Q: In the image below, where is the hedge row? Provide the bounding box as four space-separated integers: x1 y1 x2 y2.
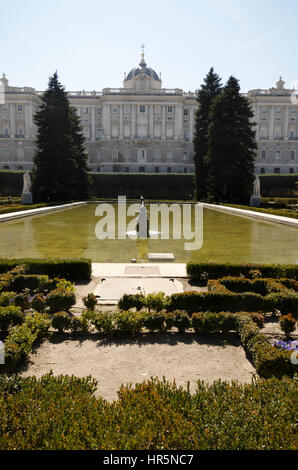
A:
0 258 91 281
0 373 296 449
187 262 298 282
1 170 297 199
2 309 296 379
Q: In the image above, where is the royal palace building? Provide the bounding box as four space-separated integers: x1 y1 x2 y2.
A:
0 52 298 175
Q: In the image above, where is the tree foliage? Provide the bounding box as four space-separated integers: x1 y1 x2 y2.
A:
32 72 90 202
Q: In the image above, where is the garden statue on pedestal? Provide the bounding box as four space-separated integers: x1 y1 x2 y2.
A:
21 171 33 205
136 195 149 238
249 175 261 207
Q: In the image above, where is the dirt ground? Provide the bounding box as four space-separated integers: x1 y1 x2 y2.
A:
20 333 256 402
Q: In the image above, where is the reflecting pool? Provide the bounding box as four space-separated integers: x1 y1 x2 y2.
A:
0 203 297 264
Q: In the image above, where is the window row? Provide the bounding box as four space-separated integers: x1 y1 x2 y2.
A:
260 150 296 160
259 167 295 174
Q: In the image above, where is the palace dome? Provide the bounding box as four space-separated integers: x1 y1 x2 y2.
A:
125 55 160 82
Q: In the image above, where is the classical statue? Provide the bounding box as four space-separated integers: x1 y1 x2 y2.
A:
250 175 261 207
22 171 31 194
253 175 261 197
21 171 33 205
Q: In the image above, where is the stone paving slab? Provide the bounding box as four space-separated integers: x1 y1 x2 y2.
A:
92 263 187 278
93 277 184 302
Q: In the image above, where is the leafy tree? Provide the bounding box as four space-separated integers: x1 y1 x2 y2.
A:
193 68 222 201
32 72 90 202
207 76 257 204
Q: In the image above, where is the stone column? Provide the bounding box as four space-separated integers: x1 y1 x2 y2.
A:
119 104 123 139
189 107 194 140
269 105 274 139
131 104 136 138
103 104 111 139
10 104 16 137
174 105 183 140
25 104 30 138
149 104 154 138
161 105 166 139
91 106 96 141
283 106 289 139
28 103 33 136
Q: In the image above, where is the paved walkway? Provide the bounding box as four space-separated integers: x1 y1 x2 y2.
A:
91 263 187 278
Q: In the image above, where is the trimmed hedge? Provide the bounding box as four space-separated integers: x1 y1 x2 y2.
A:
0 258 91 281
0 373 296 449
187 262 298 282
259 174 298 197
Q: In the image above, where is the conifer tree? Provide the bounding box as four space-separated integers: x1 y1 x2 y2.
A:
69 107 90 200
193 68 222 201
32 72 90 202
207 76 257 204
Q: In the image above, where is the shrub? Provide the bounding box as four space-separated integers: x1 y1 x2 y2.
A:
250 312 265 329
173 310 191 334
24 313 51 339
0 291 16 307
113 310 143 337
13 291 31 310
51 312 72 333
83 293 97 311
279 314 297 337
46 289 76 313
0 305 24 331
118 293 146 311
91 311 116 338
164 312 176 331
5 325 37 355
191 312 236 334
71 316 88 334
143 310 166 332
145 292 169 312
31 293 46 313
2 342 22 371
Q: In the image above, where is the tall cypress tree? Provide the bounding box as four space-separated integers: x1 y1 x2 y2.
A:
193 68 222 201
32 72 89 202
69 107 90 200
207 76 257 204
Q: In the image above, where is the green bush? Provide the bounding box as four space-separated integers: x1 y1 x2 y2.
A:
145 292 169 312
13 291 31 311
118 293 146 311
279 314 297 337
187 262 298 282
83 293 97 311
172 310 191 334
2 342 22 371
113 310 143 337
0 258 92 281
250 312 265 329
70 316 88 334
5 325 37 355
24 313 51 339
0 373 296 449
143 310 166 332
46 289 76 313
191 312 236 334
0 306 24 331
51 312 72 333
31 293 46 312
91 311 116 338
0 291 16 307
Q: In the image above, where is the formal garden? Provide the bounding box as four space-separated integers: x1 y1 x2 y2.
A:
0 258 297 449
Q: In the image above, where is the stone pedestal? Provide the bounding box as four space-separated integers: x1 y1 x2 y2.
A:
249 195 261 207
22 192 33 205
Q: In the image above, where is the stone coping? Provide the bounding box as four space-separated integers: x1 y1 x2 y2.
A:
0 201 87 223
203 203 298 228
92 263 187 278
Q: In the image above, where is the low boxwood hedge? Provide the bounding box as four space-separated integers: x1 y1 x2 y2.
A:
0 373 296 449
187 262 298 282
0 258 91 281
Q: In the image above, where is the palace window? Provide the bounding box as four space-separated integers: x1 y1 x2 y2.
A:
290 108 296 114
2 105 8 112
184 167 187 173
4 128 9 136
290 150 295 160
289 130 295 139
167 106 173 113
84 108 89 115
274 167 280 174
289 167 294 173
261 150 266 160
183 152 188 161
112 106 118 113
97 108 102 114
97 152 101 161
17 105 23 112
139 105 145 113
112 150 118 159
167 117 173 121
260 167 265 174
167 150 173 159
155 167 160 173
184 109 189 116
167 167 172 173
276 108 282 114
275 151 281 160
139 166 145 173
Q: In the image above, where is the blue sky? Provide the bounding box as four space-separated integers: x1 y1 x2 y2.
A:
2 0 298 92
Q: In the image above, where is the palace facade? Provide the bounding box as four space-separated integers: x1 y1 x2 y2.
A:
0 53 298 175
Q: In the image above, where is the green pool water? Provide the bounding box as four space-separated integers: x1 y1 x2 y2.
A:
0 203 297 264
